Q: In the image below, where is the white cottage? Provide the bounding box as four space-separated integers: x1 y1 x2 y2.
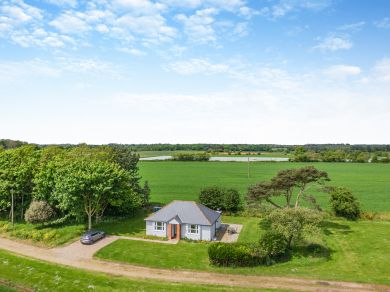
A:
144 200 222 241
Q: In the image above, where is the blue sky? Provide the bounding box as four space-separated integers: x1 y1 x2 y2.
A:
0 0 389 144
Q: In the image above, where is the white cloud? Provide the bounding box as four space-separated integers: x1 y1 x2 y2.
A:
264 0 332 18
167 58 230 75
160 0 244 11
118 47 146 56
233 22 248 37
44 0 78 8
338 21 365 32
115 14 176 43
50 12 90 34
374 17 390 29
176 8 218 44
324 65 362 79
373 58 390 81
112 0 167 15
314 36 353 52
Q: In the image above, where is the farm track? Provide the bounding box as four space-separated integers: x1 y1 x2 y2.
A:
0 236 389 292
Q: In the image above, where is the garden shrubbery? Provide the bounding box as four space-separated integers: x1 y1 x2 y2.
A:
199 186 241 212
328 187 360 220
208 236 288 267
25 200 55 224
208 242 265 267
258 230 287 257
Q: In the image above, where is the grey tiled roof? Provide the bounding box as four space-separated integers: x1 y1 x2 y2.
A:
145 200 221 226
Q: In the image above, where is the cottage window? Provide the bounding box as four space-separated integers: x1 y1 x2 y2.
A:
188 224 199 234
154 221 164 231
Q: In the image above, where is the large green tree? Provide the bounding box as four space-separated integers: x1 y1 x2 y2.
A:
247 166 329 209
0 145 39 221
264 208 323 249
52 158 138 230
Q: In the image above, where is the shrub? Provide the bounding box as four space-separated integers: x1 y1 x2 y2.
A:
199 186 224 210
328 187 360 220
25 201 55 224
172 153 210 161
259 230 287 257
265 208 323 249
199 186 241 212
224 189 241 212
208 242 263 267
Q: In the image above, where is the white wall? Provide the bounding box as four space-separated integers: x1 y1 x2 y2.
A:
145 221 167 238
180 224 214 241
202 225 212 241
182 224 203 240
216 216 222 229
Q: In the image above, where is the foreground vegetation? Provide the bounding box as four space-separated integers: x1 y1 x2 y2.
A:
96 219 390 285
0 250 262 292
0 219 84 247
139 161 390 212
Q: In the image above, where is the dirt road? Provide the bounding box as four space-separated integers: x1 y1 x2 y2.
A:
0 236 388 292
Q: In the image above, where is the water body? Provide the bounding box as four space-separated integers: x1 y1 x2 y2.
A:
140 156 289 162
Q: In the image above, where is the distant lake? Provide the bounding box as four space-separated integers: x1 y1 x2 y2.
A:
140 156 289 162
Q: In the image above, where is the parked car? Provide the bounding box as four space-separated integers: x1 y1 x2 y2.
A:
80 230 105 245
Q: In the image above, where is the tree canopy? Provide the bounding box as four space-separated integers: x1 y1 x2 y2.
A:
247 166 329 209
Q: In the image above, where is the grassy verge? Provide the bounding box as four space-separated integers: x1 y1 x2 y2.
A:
0 220 84 247
139 161 390 212
95 219 390 285
0 249 268 292
95 211 147 238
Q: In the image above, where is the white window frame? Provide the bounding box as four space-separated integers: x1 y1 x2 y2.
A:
187 224 199 234
154 221 165 231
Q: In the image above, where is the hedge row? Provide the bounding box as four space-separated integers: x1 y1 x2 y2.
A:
208 231 288 267
172 153 210 161
208 242 265 267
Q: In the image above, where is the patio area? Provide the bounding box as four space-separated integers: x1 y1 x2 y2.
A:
216 224 243 243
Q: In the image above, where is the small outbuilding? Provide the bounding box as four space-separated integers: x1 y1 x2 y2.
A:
144 200 222 241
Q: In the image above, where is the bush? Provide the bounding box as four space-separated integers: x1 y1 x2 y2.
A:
199 186 241 212
259 230 287 257
208 242 263 267
224 189 241 212
199 186 224 210
329 187 360 220
25 201 55 224
172 153 210 161
265 208 323 249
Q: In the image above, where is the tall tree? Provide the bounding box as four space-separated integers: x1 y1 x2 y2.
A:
52 158 136 230
293 166 329 208
247 166 329 209
0 145 39 220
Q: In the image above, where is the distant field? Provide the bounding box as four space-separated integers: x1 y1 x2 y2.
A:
139 161 390 212
136 150 290 158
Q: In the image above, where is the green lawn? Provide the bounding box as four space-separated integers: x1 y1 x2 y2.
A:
0 285 15 292
95 219 390 285
95 211 147 238
0 249 271 292
139 161 390 212
0 220 85 247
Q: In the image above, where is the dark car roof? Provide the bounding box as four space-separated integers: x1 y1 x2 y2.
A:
83 230 102 235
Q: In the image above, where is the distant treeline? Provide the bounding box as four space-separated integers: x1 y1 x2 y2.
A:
2 139 390 155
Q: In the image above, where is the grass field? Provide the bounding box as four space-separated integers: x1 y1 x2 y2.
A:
139 161 390 212
95 219 390 285
0 250 268 292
